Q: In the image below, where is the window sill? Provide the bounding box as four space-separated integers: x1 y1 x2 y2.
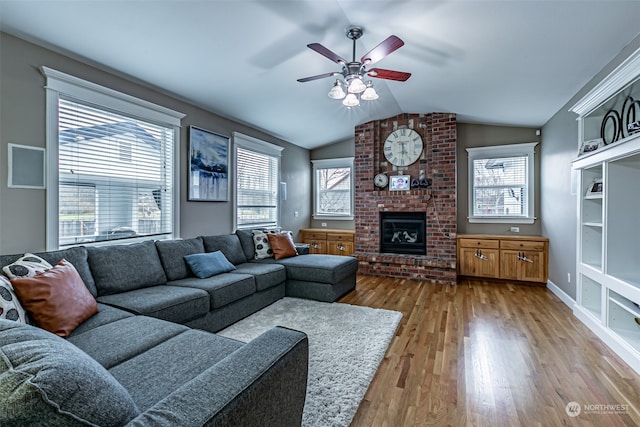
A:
312 215 354 221
468 217 536 224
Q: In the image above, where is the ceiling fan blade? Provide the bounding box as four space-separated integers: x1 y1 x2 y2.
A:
368 68 412 82
361 35 404 65
307 43 347 65
297 72 340 83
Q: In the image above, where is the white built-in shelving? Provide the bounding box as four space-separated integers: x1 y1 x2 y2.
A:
571 46 640 375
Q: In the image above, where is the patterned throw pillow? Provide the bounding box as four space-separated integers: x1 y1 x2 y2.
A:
0 276 27 323
2 253 53 279
252 230 294 260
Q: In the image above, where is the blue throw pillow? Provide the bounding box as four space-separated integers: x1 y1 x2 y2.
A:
184 251 236 279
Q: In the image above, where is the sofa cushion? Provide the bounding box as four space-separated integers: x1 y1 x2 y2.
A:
231 262 286 291
169 273 256 309
155 237 205 281
88 240 167 296
185 251 236 278
267 233 298 260
2 253 52 279
35 246 98 297
235 229 256 262
11 260 99 337
201 234 248 265
108 329 243 411
97 285 209 324
68 316 189 369
0 319 140 426
273 254 359 284
69 303 134 337
0 276 27 323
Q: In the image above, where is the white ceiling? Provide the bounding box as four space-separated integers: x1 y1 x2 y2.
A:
1 0 639 149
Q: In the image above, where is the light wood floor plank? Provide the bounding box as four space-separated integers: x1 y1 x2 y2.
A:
340 276 640 426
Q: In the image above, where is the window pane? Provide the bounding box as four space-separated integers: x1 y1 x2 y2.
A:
472 156 527 217
236 147 278 228
58 99 173 245
316 167 352 215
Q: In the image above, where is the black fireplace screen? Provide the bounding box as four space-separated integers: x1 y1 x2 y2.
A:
380 212 426 255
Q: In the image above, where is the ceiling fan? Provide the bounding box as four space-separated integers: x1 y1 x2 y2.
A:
298 26 411 107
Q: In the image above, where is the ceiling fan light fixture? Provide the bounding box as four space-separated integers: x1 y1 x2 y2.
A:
361 81 379 100
327 80 346 99
347 77 366 94
342 93 360 107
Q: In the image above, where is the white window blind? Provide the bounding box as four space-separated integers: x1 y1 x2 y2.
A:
234 134 283 229
472 156 527 217
312 157 354 219
467 143 537 224
58 98 174 246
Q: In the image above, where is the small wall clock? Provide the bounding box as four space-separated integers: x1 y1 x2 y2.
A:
383 128 423 166
374 173 388 188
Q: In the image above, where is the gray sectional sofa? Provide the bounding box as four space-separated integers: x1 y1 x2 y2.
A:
0 230 358 426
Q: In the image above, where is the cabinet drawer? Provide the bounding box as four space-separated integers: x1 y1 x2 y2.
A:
304 232 327 240
459 238 499 249
327 233 354 242
500 240 546 251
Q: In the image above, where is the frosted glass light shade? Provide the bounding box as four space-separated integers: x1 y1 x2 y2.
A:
342 93 360 107
348 78 366 94
327 81 346 99
361 85 378 100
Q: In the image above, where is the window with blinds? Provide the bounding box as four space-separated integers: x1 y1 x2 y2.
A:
234 134 283 229
312 157 354 219
467 143 537 223
57 98 174 246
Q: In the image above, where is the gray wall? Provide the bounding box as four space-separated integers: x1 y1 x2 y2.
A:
457 123 542 236
540 33 640 300
309 137 355 230
0 32 310 254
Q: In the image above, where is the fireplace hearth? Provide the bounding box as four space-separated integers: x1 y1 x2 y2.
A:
380 212 426 255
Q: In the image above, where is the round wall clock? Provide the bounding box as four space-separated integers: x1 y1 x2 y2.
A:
374 173 388 188
383 128 423 166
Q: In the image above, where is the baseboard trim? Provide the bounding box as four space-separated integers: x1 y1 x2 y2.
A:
546 280 575 308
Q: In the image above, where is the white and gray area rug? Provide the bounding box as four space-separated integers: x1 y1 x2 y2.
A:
218 297 402 427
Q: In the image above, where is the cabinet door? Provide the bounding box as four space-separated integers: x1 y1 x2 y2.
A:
304 239 327 254
500 250 520 280
519 251 546 282
459 247 499 278
327 241 354 256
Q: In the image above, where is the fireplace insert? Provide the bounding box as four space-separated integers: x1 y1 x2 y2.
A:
380 212 426 255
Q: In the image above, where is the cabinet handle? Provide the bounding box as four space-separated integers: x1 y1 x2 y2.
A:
311 242 319 249
475 249 488 260
518 252 533 263
337 244 346 251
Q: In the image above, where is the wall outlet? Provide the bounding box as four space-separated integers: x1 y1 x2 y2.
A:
568 273 571 283
510 226 520 233
294 211 299 217
321 222 327 227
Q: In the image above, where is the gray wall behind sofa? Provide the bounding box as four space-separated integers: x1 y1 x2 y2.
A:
0 32 311 254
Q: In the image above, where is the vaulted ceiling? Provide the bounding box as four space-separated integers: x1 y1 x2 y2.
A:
1 0 639 149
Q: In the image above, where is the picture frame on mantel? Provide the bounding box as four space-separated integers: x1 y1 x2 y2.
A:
389 175 411 191
188 126 229 202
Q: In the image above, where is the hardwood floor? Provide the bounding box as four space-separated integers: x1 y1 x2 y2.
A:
339 275 640 426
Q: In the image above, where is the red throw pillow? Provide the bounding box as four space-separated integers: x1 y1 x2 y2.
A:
11 259 98 337
267 233 299 260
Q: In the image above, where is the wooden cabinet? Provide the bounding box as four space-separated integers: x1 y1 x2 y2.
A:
300 228 355 256
457 235 549 283
457 238 500 278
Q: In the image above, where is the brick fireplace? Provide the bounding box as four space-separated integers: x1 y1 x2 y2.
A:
353 113 457 284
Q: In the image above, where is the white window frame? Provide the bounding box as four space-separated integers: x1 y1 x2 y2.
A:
466 142 538 224
41 66 185 250
311 157 355 220
233 132 284 231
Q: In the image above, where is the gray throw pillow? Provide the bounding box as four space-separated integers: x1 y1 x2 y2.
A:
0 319 140 426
